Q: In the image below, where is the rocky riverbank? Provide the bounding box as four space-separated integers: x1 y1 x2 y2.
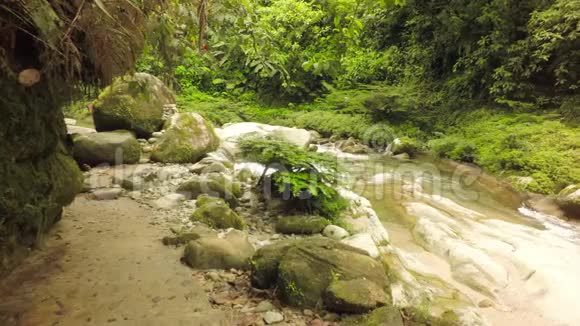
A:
68 107 490 325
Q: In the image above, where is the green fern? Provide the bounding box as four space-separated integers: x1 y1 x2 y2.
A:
239 136 347 220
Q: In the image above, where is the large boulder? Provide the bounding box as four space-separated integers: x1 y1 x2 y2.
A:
191 195 246 230
92 73 175 138
216 122 312 156
275 216 330 235
72 130 140 166
250 237 389 309
150 112 219 164
183 230 255 270
177 173 241 208
556 184 580 219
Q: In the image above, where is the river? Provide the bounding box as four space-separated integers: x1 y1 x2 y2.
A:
329 147 580 325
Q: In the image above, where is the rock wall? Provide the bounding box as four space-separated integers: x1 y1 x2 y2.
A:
0 77 83 275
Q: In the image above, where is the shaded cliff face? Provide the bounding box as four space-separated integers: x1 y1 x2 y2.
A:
0 77 83 275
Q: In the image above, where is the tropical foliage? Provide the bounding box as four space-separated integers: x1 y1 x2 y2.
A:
0 0 156 88
239 136 347 219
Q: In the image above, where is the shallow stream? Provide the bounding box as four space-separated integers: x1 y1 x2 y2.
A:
336 150 580 326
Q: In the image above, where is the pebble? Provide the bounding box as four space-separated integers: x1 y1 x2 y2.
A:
478 298 495 308
322 313 339 322
270 234 282 240
153 193 186 210
206 271 221 282
263 311 284 324
309 320 325 326
152 132 164 138
303 309 314 317
255 300 277 313
90 188 123 200
148 137 158 144
241 305 254 313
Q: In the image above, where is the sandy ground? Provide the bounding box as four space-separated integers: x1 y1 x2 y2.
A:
0 196 233 326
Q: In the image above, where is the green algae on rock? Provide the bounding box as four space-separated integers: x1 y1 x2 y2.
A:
150 112 219 164
191 195 246 230
177 174 241 208
1 78 83 274
324 278 388 313
250 237 389 309
275 216 330 235
182 230 254 270
92 73 175 138
341 306 404 326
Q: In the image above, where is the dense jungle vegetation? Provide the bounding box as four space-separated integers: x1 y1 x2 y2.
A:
68 0 579 195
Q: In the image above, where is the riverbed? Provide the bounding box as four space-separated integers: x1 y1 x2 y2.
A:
331 148 580 326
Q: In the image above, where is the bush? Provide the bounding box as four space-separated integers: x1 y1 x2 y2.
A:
429 112 580 194
429 136 477 163
239 136 348 220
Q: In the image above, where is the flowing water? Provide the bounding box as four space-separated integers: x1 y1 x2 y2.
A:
333 150 580 326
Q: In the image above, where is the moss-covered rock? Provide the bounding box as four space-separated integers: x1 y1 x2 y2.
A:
275 216 330 235
150 112 219 164
182 230 255 270
324 279 388 313
92 73 175 138
191 196 246 230
72 130 140 166
402 306 463 326
251 240 298 289
341 306 404 326
392 136 419 157
250 237 389 309
177 173 241 208
1 77 83 274
556 184 580 219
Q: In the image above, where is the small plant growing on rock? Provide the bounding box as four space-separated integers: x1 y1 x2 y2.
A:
239 136 348 220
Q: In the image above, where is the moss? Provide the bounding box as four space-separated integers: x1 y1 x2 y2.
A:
150 113 220 164
196 194 219 207
342 306 404 326
275 215 330 235
323 279 389 314
190 197 246 230
1 77 84 274
403 303 463 326
177 174 240 208
250 240 297 289
93 73 175 138
392 136 420 156
275 238 389 308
